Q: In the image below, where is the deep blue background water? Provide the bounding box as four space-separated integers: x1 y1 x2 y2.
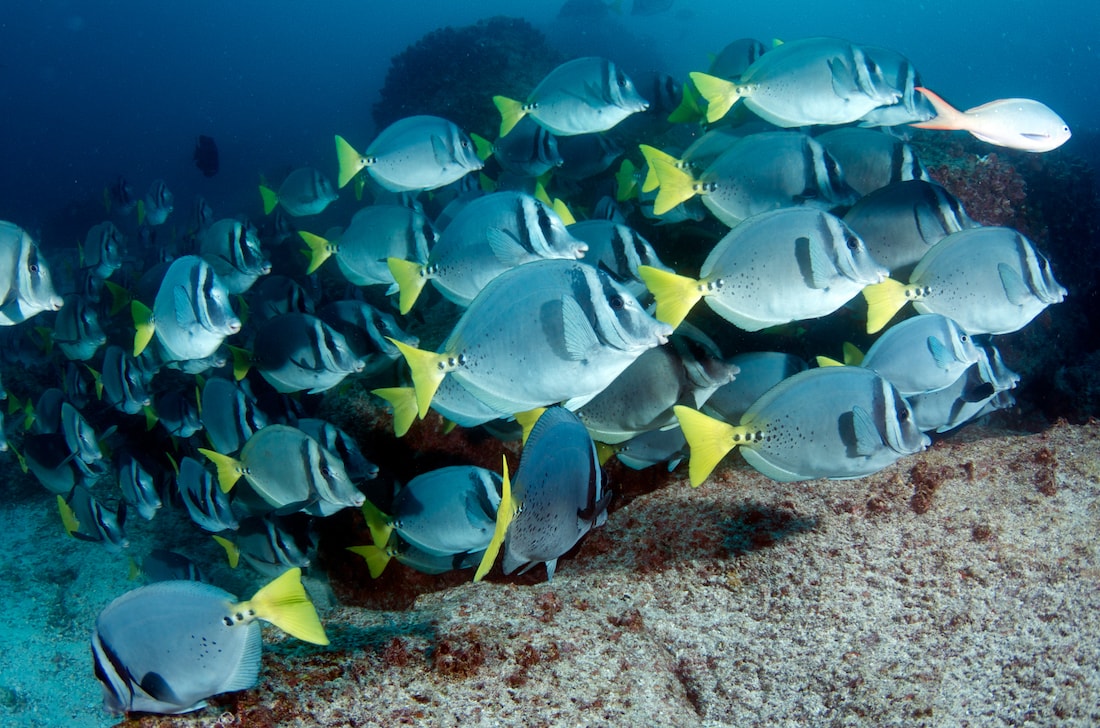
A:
2 0 1097 238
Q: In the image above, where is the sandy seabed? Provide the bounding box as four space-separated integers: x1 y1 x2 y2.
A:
53 419 1090 728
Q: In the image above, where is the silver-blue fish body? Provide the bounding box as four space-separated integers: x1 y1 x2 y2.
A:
0 220 64 324
199 218 271 294
503 407 609 580
861 313 982 396
273 167 338 216
335 204 436 288
569 219 671 301
906 226 1067 335
177 456 238 532
53 294 106 361
695 208 887 331
425 191 588 306
735 366 929 481
703 352 809 423
390 466 502 557
251 313 364 394
843 180 978 279
151 256 241 362
366 115 483 192
816 127 930 197
143 179 174 226
521 57 649 136
442 259 672 415
91 579 261 714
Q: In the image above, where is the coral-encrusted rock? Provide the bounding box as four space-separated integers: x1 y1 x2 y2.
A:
372 17 564 139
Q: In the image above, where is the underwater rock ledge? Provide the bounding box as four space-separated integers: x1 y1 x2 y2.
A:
128 419 1100 727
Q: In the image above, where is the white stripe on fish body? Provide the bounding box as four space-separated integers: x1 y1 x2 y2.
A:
443 259 671 415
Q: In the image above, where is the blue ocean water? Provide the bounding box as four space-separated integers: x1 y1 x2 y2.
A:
0 1 1097 726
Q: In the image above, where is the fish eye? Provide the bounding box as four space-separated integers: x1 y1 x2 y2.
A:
610 295 625 310
29 263 39 273
846 235 860 251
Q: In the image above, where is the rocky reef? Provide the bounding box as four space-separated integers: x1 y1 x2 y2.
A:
372 17 565 139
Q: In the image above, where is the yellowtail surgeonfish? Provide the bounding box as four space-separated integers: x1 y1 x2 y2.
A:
258 166 338 217
494 56 649 137
0 221 64 325
475 406 609 581
863 226 1067 335
690 37 904 127
391 258 672 420
676 366 929 485
639 208 887 331
641 131 858 225
334 115 482 192
91 567 327 715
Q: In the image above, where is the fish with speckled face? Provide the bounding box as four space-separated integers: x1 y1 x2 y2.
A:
91 567 327 715
676 366 929 485
475 406 610 581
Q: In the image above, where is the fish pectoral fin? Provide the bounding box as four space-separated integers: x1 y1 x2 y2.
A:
828 57 859 99
429 134 452 168
486 228 532 267
926 336 953 370
997 263 1031 305
561 295 599 361
803 235 833 289
850 404 882 457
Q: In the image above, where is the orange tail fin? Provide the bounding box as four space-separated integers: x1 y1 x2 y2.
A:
909 87 966 130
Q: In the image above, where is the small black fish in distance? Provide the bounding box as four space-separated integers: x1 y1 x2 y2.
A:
193 134 219 177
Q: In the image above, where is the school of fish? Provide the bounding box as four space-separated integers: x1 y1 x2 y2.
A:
0 28 1070 716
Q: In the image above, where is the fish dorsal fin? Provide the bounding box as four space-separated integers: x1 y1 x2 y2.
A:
561 295 598 361
346 544 392 578
486 228 532 267
851 404 881 456
998 263 1030 305
239 567 328 645
474 456 515 582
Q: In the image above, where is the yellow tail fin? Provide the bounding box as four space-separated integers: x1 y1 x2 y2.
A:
131 300 156 357
197 448 244 493
862 278 910 334
359 499 395 549
386 258 428 315
347 545 392 579
228 345 252 381
258 185 279 215
637 265 703 329
674 405 740 487
493 96 527 137
474 456 515 582
299 231 333 275
57 495 80 536
389 338 451 418
615 159 638 201
514 407 547 445
335 134 368 189
372 387 419 437
689 72 743 123
213 534 240 568
241 567 329 645
470 132 494 162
